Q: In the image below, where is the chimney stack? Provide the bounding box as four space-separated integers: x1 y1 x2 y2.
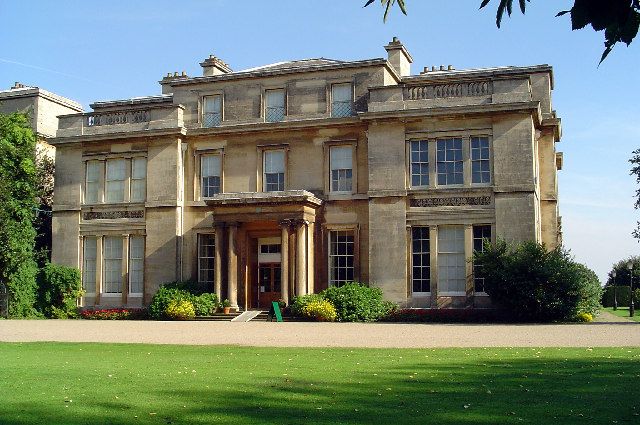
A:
384 37 413 77
11 82 26 89
159 71 189 95
200 55 232 77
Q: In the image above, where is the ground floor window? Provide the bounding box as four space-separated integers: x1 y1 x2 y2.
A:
103 237 123 294
129 236 145 295
411 227 430 293
472 225 491 293
437 226 466 294
198 234 215 286
82 237 97 294
329 230 355 287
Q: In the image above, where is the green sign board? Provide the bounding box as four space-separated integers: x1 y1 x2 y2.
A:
268 301 283 322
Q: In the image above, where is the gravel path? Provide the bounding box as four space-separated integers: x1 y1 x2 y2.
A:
0 319 638 348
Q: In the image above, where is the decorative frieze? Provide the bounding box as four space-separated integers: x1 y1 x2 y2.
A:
86 110 149 127
82 210 144 220
410 196 491 208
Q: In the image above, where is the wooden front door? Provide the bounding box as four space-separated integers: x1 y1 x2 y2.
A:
258 263 281 308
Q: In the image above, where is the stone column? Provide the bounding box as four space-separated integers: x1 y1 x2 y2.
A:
214 223 225 298
280 222 290 305
295 220 308 296
227 222 239 310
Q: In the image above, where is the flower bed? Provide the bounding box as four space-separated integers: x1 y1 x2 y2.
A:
80 308 147 320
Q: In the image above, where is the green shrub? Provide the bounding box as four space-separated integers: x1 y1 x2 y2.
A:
5 261 39 318
165 300 195 320
575 312 594 322
148 286 194 320
602 286 632 307
161 280 210 295
321 282 395 322
474 240 602 322
302 299 337 322
290 293 325 317
192 293 219 316
37 263 83 318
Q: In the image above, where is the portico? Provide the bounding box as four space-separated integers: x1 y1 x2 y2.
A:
204 190 322 311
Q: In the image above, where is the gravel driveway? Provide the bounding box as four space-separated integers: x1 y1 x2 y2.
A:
0 319 638 347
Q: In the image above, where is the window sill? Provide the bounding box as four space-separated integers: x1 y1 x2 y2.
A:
411 292 431 297
438 292 466 297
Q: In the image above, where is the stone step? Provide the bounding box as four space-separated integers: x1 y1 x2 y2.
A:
194 313 241 321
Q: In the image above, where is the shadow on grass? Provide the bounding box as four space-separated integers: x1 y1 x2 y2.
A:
1 348 639 425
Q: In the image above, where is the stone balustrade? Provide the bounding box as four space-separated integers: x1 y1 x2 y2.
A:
404 81 493 100
86 110 150 127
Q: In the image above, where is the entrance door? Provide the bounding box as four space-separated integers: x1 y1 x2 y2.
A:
258 263 281 308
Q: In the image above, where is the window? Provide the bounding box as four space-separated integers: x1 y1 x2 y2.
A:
411 227 430 293
103 237 123 294
260 244 281 254
265 89 285 122
263 150 285 191
329 230 355 287
330 146 353 192
129 236 144 295
82 237 97 293
85 161 101 204
473 225 491 293
198 234 215 286
105 159 126 202
130 157 146 202
437 226 465 294
331 83 353 118
202 95 222 128
471 137 491 184
410 140 429 187
201 155 222 197
436 138 463 185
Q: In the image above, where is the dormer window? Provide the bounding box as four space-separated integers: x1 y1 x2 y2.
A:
202 95 222 128
331 83 353 118
265 89 285 122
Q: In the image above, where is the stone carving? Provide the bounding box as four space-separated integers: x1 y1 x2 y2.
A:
405 81 492 100
87 110 149 127
83 210 144 220
410 196 491 207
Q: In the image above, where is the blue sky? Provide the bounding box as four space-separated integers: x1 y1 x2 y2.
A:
1 0 638 282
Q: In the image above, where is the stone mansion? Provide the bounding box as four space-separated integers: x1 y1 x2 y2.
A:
50 38 562 310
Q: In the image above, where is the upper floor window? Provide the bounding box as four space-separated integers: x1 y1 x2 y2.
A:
410 140 429 187
263 150 285 191
471 136 491 184
436 138 463 185
265 89 285 122
201 154 222 197
85 161 101 204
105 159 126 203
330 146 353 192
202 95 222 128
130 157 147 202
331 83 353 118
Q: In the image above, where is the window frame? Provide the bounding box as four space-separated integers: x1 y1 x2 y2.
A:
410 226 431 295
329 145 354 193
436 137 464 187
200 153 223 198
330 82 354 118
436 225 466 296
130 157 147 203
202 94 223 128
82 236 98 296
264 88 286 123
327 226 359 287
470 136 492 185
198 233 216 287
102 236 123 295
472 224 492 295
409 140 430 189
84 160 102 204
262 149 286 192
128 236 145 297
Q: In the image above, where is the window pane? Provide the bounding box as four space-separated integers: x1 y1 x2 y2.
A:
129 237 144 294
204 95 221 113
103 237 123 294
330 146 352 170
411 227 430 293
83 237 97 293
266 90 285 108
471 137 491 184
329 230 355 287
130 158 146 202
265 90 285 122
330 146 353 192
331 84 353 118
436 138 463 186
85 161 101 203
105 159 125 202
264 151 285 173
198 234 215 286
410 140 429 187
437 226 465 293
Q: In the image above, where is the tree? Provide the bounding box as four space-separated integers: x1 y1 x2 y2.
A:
34 148 54 265
630 149 640 241
0 112 39 317
364 0 640 63
605 256 640 287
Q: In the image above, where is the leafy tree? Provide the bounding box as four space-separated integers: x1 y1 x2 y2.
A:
604 255 640 287
365 0 640 63
474 240 602 321
0 112 39 317
34 149 54 265
37 263 83 318
630 149 640 241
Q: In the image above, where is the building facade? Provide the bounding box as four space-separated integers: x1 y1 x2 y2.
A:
51 39 562 310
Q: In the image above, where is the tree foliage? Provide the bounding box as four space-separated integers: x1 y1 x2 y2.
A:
474 240 602 322
37 262 83 318
34 148 54 265
0 112 39 317
604 255 640 286
630 150 640 241
365 0 639 63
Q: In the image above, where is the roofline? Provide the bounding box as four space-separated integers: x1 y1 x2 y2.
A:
163 58 400 86
0 87 83 112
90 94 174 110
403 64 554 89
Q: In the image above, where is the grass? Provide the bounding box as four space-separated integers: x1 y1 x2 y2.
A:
603 307 640 322
0 344 639 424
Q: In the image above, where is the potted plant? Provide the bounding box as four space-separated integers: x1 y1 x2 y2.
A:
222 299 231 314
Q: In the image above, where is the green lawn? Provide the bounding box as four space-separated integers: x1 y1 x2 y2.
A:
604 307 640 322
0 344 639 424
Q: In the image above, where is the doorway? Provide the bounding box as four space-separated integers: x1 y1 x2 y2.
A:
257 238 282 308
